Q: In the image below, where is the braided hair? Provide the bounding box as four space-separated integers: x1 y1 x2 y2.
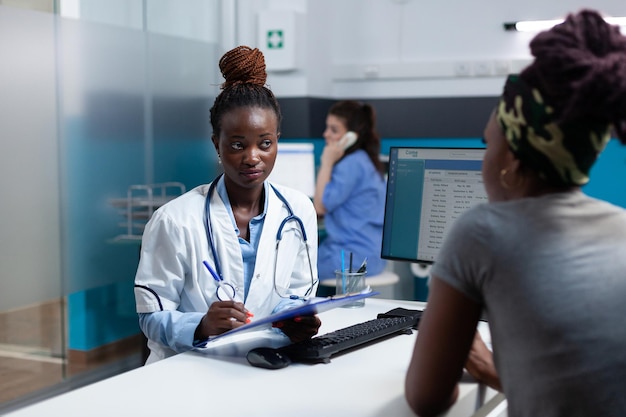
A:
328 100 385 175
520 9 626 143
210 46 282 138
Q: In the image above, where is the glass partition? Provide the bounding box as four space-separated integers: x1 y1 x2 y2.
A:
0 1 219 408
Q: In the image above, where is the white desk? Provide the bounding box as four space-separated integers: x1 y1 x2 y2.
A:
5 298 498 417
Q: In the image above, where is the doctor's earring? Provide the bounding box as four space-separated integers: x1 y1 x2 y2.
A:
500 168 522 190
217 154 222 164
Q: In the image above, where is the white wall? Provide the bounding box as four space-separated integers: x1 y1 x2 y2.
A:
237 0 626 98
59 0 626 98
232 0 314 97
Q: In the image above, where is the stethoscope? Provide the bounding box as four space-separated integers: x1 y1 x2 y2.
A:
204 174 317 301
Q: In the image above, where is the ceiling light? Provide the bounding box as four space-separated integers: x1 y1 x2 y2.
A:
504 16 626 32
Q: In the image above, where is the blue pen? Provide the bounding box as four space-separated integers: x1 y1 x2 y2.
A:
203 260 235 301
341 250 346 294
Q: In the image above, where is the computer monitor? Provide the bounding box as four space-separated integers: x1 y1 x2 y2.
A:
381 147 488 264
268 142 316 198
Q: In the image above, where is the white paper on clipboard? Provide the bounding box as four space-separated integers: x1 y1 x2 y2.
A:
205 290 379 343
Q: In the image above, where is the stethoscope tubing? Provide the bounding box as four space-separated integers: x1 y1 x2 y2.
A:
204 175 314 300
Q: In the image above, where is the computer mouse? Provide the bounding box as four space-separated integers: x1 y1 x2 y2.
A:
246 347 292 369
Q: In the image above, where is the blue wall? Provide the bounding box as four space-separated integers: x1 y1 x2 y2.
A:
583 139 626 209
293 136 626 209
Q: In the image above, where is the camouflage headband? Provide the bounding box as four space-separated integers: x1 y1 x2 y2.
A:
496 74 611 186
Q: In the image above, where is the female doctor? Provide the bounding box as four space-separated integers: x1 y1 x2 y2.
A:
134 46 321 364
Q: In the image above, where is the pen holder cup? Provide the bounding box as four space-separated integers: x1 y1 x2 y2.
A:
334 270 367 308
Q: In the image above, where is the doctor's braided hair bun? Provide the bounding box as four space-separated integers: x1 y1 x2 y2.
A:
520 9 626 143
210 45 282 137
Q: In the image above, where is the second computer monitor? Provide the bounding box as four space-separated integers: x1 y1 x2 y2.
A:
381 147 488 264
268 142 316 198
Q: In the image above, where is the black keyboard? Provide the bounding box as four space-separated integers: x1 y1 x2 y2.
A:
278 308 423 363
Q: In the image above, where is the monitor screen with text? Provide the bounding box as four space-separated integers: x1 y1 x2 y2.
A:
381 147 488 263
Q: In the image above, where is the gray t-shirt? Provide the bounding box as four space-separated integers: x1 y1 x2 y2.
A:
432 191 626 417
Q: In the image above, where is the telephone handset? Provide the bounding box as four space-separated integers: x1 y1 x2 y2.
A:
339 131 358 150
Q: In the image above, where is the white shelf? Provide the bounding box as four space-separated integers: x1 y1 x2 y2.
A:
110 182 186 241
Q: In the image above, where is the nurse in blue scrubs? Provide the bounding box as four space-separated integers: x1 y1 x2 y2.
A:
314 100 387 285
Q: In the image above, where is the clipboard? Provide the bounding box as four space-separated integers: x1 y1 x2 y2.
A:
207 290 379 342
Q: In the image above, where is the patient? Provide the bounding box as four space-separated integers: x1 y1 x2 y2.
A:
405 9 626 417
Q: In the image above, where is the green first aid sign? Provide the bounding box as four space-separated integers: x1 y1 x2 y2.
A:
266 30 284 49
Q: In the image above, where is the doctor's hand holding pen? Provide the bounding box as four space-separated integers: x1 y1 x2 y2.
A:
200 260 320 341
194 300 254 340
197 260 255 338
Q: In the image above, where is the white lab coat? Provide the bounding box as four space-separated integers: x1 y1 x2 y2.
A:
134 179 318 362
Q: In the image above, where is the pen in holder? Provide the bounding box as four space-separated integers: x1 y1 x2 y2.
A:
334 269 367 308
340 250 345 294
